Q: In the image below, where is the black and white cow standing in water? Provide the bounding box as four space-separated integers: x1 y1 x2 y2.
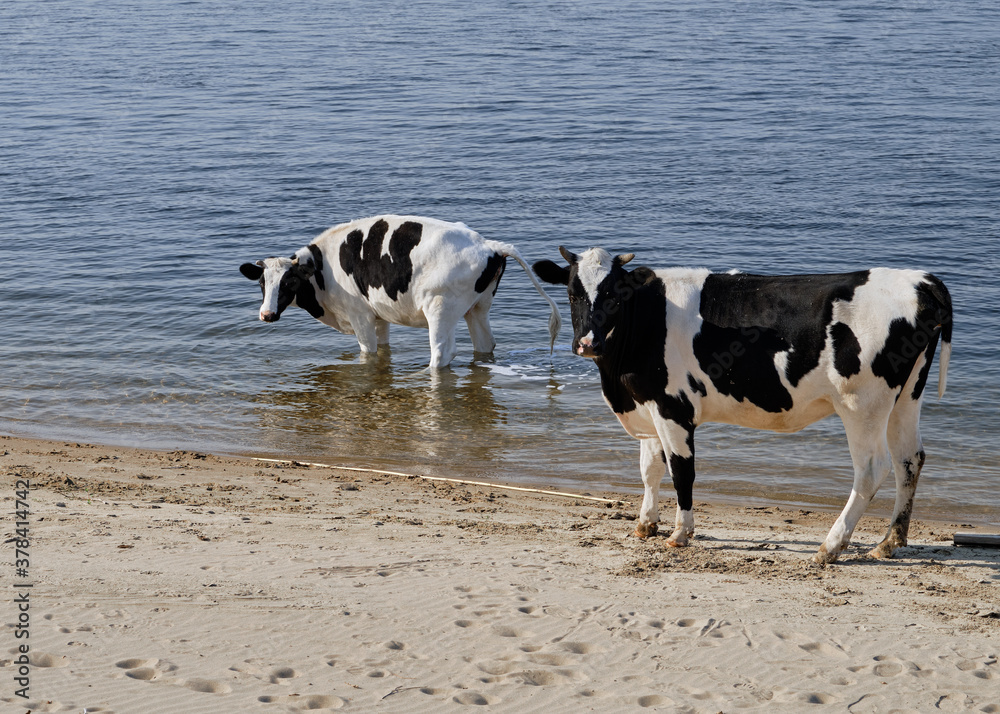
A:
534 247 952 564
240 216 561 368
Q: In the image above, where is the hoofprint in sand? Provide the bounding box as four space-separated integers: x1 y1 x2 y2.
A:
1 436 997 713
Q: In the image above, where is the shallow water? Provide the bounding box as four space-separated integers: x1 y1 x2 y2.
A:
2 0 998 525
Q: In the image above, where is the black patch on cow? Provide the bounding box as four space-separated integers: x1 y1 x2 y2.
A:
694 271 871 413
339 219 423 299
295 279 325 318
275 263 324 319
668 452 696 512
687 373 707 397
596 270 670 416
658 391 696 426
871 276 951 399
475 253 506 293
871 318 921 391
830 322 862 378
910 275 952 400
910 342 937 400
307 244 326 291
693 322 794 413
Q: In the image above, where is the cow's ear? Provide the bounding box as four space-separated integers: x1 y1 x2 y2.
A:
614 253 635 267
558 246 580 264
240 262 264 280
533 260 570 286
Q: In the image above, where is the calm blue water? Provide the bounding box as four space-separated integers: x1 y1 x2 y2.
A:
2 0 998 525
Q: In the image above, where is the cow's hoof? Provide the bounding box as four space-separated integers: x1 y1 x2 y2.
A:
634 522 658 539
812 546 839 565
666 530 691 547
868 542 897 560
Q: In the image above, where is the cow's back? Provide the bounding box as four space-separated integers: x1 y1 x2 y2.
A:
659 267 941 432
313 215 496 326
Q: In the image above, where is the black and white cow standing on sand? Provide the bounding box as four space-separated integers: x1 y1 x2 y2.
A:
240 215 560 368
534 247 952 564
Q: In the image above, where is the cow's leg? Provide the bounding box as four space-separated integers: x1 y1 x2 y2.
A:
815 406 893 564
352 312 379 354
426 297 461 369
375 318 390 346
871 386 926 559
464 293 497 355
653 419 696 547
634 438 666 538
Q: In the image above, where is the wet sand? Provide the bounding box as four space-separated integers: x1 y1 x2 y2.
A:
1 435 998 713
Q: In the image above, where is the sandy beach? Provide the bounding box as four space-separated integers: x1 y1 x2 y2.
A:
2 434 998 713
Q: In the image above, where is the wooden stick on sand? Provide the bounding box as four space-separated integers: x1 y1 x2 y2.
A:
249 457 624 505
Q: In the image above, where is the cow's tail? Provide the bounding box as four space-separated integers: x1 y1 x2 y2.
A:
923 273 952 399
486 241 562 353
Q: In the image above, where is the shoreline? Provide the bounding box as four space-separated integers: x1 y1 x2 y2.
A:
2 434 998 712
3 426 993 530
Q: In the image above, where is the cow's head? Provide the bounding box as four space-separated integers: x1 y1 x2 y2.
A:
533 246 643 359
239 255 317 322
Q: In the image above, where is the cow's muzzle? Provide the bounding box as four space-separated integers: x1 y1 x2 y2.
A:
574 335 601 358
260 311 280 323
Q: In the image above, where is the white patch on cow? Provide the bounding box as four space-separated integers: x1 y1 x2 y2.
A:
657 267 710 400
831 267 923 367
657 419 692 459
669 507 695 546
614 404 658 439
638 438 665 528
575 248 615 304
259 257 293 318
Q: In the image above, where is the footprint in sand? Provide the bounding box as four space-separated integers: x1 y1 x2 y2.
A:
637 694 676 708
183 678 232 694
869 655 925 678
269 666 300 683
557 642 596 655
57 623 95 634
114 657 228 695
29 652 70 669
799 641 849 660
258 693 346 710
525 653 574 666
476 660 518 676
491 625 532 638
115 658 177 681
453 690 499 706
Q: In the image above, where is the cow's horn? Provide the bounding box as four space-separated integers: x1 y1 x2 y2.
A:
558 246 580 264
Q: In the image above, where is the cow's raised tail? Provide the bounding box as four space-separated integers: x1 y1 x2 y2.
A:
922 273 951 399
486 241 562 353
923 273 952 399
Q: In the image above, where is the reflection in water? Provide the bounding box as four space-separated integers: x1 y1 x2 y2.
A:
251 349 507 474
243 348 998 527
